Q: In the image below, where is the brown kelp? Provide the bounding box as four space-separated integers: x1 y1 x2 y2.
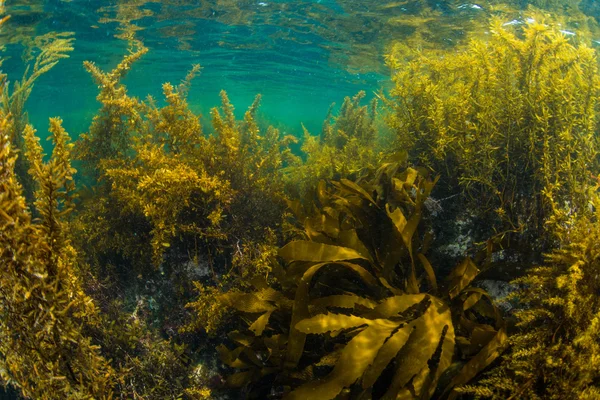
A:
200 161 506 399
70 45 299 397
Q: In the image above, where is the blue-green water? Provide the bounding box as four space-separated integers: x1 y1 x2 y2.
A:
10 0 599 142
1 0 400 140
2 0 599 144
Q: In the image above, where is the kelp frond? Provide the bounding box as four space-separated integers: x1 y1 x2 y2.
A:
195 163 506 399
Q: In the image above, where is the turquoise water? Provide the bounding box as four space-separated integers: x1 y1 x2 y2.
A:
1 0 398 141
3 0 599 143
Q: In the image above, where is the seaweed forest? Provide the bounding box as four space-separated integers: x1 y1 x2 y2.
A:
3 0 600 399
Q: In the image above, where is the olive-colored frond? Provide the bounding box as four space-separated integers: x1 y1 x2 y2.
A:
295 313 372 334
23 118 76 252
288 294 454 400
86 40 148 86
0 112 115 398
1 32 74 202
279 240 369 263
177 63 202 97
219 291 277 314
214 165 504 398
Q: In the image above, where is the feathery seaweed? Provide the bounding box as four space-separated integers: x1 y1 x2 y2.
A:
0 111 115 398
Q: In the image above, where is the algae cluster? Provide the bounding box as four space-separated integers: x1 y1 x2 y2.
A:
2 6 600 400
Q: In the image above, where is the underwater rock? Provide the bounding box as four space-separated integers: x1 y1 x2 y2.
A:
476 280 519 313
438 214 474 259
182 259 213 280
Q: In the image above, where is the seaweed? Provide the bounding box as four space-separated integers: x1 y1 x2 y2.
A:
76 40 148 182
458 193 600 398
74 45 296 275
0 112 115 398
0 32 74 201
4 8 600 399
286 91 381 199
385 18 600 254
202 162 506 399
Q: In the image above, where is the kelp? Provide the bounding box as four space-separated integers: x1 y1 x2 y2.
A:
205 90 299 243
1 32 74 145
0 112 115 398
385 18 600 250
204 162 506 399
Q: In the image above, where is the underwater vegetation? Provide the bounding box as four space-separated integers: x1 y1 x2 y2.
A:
74 39 298 275
211 161 506 399
0 112 115 398
284 90 382 199
385 18 600 259
1 32 74 202
3 9 600 400
458 193 600 399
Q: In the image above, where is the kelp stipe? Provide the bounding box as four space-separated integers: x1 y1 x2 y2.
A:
0 113 115 398
197 162 507 399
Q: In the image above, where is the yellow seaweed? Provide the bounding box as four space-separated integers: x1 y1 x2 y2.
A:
385 17 600 248
0 111 116 398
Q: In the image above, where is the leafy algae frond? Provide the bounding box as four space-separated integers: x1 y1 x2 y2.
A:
198 163 506 399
